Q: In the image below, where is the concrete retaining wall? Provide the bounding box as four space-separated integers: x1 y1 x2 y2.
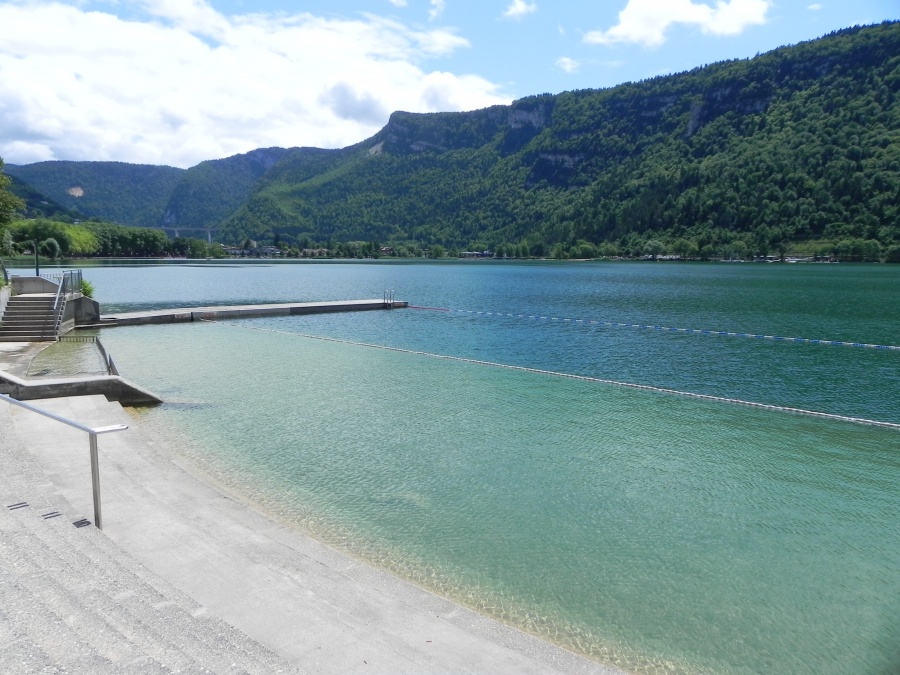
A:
73 296 100 325
0 370 162 406
12 275 58 294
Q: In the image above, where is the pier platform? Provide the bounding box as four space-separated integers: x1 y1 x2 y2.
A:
98 299 407 327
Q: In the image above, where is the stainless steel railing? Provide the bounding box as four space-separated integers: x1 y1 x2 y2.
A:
47 270 83 339
0 393 127 530
41 270 82 291
95 337 119 376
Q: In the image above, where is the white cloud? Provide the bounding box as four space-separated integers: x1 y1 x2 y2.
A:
555 57 579 73
0 1 508 168
807 3 823 10
389 0 408 6
503 0 537 20
429 0 446 21
584 0 771 47
0 141 57 165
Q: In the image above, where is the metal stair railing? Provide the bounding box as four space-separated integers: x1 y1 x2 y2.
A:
0 393 127 530
48 270 82 339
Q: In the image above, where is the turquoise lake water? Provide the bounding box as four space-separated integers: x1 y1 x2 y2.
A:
31 260 900 674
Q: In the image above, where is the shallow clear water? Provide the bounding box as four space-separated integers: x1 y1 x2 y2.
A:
37 260 900 674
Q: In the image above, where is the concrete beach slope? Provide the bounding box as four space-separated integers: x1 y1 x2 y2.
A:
0 400 296 674
3 394 620 675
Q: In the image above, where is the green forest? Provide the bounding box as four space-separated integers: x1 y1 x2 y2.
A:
217 22 900 261
0 161 219 261
3 22 900 262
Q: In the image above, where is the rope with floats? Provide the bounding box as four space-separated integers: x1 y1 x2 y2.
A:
200 319 900 431
408 307 900 351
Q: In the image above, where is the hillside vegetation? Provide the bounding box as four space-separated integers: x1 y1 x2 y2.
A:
219 22 899 259
5 161 184 229
3 22 899 261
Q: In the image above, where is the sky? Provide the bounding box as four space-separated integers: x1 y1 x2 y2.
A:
0 0 896 169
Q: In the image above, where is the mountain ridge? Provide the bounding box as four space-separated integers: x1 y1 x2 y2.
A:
4 21 898 258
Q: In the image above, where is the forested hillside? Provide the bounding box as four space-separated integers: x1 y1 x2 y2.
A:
219 21 899 258
4 161 184 229
161 147 293 231
7 174 81 221
4 22 899 260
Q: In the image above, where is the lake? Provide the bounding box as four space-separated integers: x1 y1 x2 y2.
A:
21 259 900 674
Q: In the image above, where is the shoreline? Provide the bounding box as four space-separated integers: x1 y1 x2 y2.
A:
6 388 624 675
124 402 645 674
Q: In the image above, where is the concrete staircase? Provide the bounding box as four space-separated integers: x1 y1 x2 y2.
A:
0 294 59 342
0 405 300 674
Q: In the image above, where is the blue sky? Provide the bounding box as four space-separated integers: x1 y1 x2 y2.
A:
0 0 896 168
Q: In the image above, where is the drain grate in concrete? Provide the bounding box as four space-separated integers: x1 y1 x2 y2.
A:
41 511 62 520
72 519 92 528
7 502 29 510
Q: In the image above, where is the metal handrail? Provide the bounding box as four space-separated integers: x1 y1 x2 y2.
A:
0 393 127 530
95 337 119 376
47 270 82 339
49 277 66 339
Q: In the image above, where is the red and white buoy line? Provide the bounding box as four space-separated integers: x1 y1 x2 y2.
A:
408 306 900 352
205 318 900 431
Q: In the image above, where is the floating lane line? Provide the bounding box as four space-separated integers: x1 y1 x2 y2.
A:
429 308 900 351
208 319 900 431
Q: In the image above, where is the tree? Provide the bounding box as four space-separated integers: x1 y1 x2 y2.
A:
643 240 665 260
672 238 697 260
40 238 61 259
883 245 900 263
0 158 25 232
0 228 12 256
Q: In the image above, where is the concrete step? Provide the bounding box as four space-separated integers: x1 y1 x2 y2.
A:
0 552 122 675
3 306 55 313
1 503 294 674
1 314 56 320
3 304 55 310
0 313 56 318
4 305 55 312
0 323 57 330
0 337 56 342
0 320 57 327
0 635 56 674
0 406 299 675
0 523 202 674
4 307 55 312
0 330 56 337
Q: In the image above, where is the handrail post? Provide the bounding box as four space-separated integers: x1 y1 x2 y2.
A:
89 432 102 529
0 393 127 530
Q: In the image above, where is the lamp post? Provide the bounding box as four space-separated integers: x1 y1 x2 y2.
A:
34 239 39 276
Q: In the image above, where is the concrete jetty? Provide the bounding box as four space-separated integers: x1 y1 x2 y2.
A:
99 299 408 327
